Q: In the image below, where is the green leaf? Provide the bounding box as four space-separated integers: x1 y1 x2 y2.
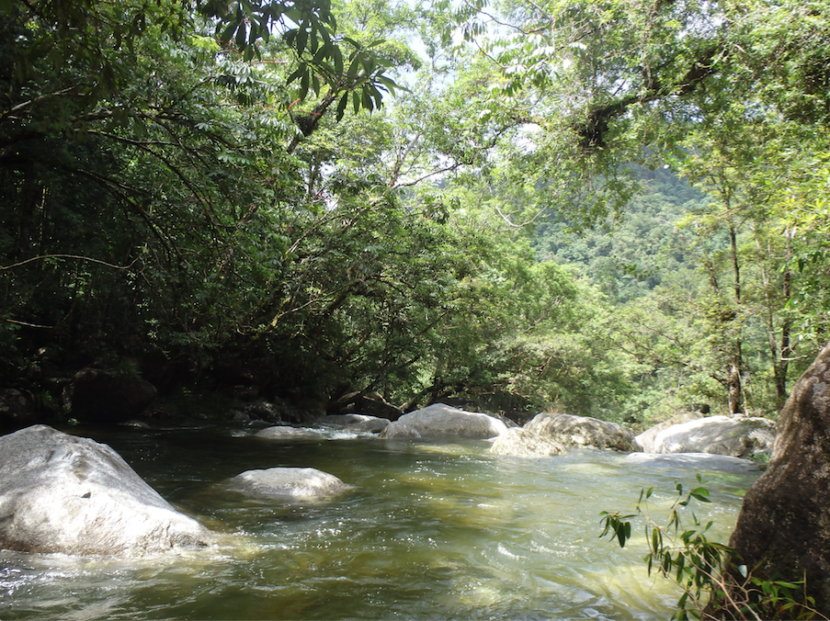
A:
235 21 247 49
299 70 310 100
220 20 238 44
617 524 627 548
369 85 383 109
312 43 331 64
347 56 362 79
332 47 344 75
297 23 308 55
689 487 711 503
336 92 349 121
286 67 304 84
284 8 303 23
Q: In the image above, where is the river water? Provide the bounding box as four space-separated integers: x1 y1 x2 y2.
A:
0 423 761 621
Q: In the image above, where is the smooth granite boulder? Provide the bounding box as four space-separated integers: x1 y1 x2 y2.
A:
636 415 776 459
227 468 352 501
524 413 638 452
0 425 212 556
63 367 157 424
489 427 565 457
379 403 508 440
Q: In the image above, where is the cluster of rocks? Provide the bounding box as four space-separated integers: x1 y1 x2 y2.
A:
272 401 774 462
0 399 777 560
0 425 353 558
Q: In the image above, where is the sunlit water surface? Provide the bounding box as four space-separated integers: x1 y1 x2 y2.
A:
0 423 761 620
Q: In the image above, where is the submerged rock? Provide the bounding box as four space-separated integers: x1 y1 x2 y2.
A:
524 413 638 452
255 426 326 440
625 452 763 475
489 427 565 457
635 415 776 459
315 414 390 433
227 467 352 501
379 403 508 440
0 425 212 556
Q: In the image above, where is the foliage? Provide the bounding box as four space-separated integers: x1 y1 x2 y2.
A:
2 0 829 427
435 0 830 416
535 165 709 304
600 479 826 620
0 0 621 423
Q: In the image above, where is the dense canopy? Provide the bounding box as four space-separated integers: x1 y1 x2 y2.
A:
1 0 828 423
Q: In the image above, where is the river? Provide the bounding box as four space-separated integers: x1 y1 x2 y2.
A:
0 422 761 620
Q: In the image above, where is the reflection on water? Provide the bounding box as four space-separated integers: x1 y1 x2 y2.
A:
0 424 761 620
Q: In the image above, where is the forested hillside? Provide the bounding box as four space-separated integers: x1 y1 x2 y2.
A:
535 166 709 304
1 0 829 427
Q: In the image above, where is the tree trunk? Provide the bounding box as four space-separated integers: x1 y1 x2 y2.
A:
726 361 742 415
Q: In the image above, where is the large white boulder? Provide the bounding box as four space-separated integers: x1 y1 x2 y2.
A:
489 427 565 457
633 411 703 454
634 415 776 458
227 468 352 501
379 403 508 440
0 425 212 556
524 412 638 452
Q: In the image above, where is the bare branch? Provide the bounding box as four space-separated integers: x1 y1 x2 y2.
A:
0 254 139 271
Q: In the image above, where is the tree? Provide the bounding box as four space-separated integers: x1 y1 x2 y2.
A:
439 0 830 413
0 0 401 394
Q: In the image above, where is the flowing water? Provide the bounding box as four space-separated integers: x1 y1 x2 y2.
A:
0 423 762 620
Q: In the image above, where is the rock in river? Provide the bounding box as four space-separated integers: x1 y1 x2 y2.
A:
255 426 326 440
315 413 390 434
524 412 638 452
490 427 565 457
635 415 776 459
0 425 212 556
227 468 352 501
379 403 508 440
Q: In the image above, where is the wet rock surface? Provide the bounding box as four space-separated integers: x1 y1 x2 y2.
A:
490 427 565 457
635 415 776 459
0 425 212 556
227 467 353 501
379 403 508 440
524 413 638 452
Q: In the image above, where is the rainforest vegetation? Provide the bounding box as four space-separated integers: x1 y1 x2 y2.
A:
1 0 829 424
